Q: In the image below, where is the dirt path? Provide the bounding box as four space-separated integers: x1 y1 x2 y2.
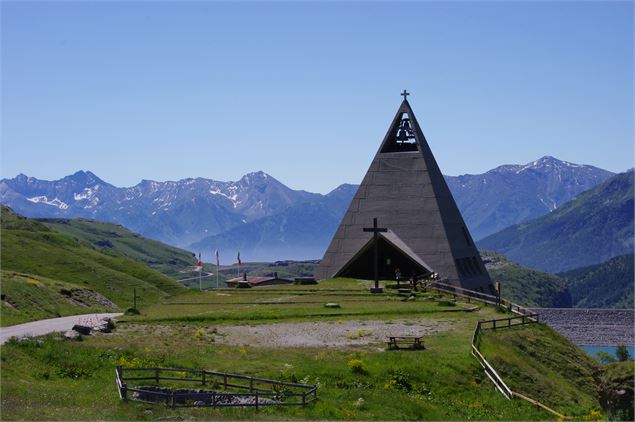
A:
0 312 123 344
214 318 455 348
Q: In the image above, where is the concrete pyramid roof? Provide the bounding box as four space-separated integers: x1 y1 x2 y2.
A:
316 97 494 293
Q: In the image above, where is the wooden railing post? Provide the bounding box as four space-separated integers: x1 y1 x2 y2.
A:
202 371 206 386
250 377 254 392
155 368 160 384
255 392 259 410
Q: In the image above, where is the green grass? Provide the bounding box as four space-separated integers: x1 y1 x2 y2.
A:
1 206 186 315
129 279 472 324
0 271 116 326
40 218 196 279
478 323 602 417
483 251 572 308
1 278 606 420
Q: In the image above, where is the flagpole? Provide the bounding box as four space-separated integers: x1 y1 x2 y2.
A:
215 250 220 289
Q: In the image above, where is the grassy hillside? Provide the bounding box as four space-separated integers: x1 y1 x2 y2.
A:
478 323 601 416
479 170 634 273
1 279 605 420
1 207 186 318
1 271 118 326
40 218 196 279
482 251 572 308
559 253 634 309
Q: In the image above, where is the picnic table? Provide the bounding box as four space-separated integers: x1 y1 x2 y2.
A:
385 335 425 350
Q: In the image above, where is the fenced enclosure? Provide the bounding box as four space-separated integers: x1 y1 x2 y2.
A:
115 367 318 408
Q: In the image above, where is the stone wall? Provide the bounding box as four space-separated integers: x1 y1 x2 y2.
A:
533 308 634 346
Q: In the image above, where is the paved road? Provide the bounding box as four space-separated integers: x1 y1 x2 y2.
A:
0 312 123 345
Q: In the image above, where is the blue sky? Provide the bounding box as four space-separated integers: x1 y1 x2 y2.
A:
2 1 633 193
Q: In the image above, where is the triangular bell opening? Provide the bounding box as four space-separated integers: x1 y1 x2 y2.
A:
380 103 419 153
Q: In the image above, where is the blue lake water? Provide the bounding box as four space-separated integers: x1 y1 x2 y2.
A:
581 345 635 361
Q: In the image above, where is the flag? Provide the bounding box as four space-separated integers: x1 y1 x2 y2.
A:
196 252 203 272
237 251 241 266
215 249 220 267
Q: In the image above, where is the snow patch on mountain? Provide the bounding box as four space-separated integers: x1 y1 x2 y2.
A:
27 196 69 210
74 186 99 201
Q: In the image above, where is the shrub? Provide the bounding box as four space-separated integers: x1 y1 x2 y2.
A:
125 307 140 315
596 351 617 364
194 328 205 339
347 358 367 374
26 278 39 286
615 345 631 362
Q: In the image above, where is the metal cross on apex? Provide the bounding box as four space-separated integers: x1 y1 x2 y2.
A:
401 90 410 100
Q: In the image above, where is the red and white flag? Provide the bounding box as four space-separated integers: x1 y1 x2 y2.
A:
196 253 203 272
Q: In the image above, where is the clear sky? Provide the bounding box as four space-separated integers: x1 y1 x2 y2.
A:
2 1 633 193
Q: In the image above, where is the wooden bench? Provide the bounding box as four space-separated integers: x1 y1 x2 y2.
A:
385 336 425 350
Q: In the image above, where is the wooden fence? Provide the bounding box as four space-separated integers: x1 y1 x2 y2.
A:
453 291 572 420
115 367 318 408
426 280 533 315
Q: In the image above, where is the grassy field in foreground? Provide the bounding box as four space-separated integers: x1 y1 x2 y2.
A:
128 278 468 324
1 279 604 420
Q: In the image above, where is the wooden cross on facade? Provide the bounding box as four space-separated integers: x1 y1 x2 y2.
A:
363 217 388 293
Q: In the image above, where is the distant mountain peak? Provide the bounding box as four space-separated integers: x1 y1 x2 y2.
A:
238 171 271 184
64 170 107 186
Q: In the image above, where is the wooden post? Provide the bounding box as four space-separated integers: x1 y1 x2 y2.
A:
493 319 496 330
250 378 254 392
495 282 501 308
212 391 216 408
255 391 259 410
202 371 206 386
155 368 160 384
224 374 227 389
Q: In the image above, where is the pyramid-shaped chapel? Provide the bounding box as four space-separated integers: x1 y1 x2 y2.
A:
316 92 495 293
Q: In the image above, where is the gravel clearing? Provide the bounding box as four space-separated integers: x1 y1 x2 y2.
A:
215 318 455 348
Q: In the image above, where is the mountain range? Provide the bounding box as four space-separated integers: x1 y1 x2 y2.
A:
479 170 634 273
0 156 617 261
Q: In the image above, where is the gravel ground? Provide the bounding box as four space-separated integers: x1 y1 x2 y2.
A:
533 308 634 346
0 312 123 344
214 318 455 348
